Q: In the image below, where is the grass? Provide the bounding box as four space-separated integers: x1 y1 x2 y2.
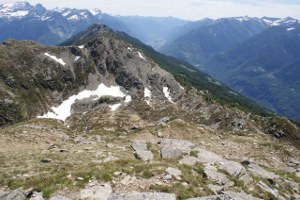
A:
189 150 198 157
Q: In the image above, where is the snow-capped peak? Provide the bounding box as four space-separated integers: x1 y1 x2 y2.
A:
235 16 251 22
0 1 32 18
89 8 101 16
262 17 299 27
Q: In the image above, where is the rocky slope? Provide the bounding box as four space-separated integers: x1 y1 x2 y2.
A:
0 24 299 200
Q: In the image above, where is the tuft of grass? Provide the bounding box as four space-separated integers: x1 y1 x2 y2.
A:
189 150 198 157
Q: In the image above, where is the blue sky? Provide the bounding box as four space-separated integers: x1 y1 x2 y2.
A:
1 0 300 20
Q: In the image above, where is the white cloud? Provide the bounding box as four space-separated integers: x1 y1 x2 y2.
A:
1 0 299 20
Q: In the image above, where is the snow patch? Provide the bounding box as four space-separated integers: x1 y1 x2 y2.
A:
287 27 295 31
109 103 121 111
44 53 66 66
236 16 250 22
127 47 133 51
38 84 126 121
179 84 184 90
74 56 80 61
163 87 174 103
78 45 84 49
138 52 146 61
124 95 132 103
144 87 152 105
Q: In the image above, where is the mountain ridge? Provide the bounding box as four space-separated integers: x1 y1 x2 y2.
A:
0 23 300 200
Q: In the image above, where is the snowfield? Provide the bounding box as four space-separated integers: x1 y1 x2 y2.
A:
38 84 130 121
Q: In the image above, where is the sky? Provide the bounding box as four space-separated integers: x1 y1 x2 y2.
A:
1 0 300 20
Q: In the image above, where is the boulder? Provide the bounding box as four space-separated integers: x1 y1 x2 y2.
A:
49 195 72 200
160 139 194 159
246 163 279 180
161 148 183 159
0 188 32 200
108 192 176 200
186 191 260 200
203 165 229 185
80 182 112 200
196 148 223 164
207 184 224 195
257 181 279 198
165 167 182 181
131 140 147 151
29 192 44 200
179 156 199 166
160 139 195 154
135 150 154 161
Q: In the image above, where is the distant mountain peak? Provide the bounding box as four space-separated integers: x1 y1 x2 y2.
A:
0 1 32 18
89 8 101 16
261 16 299 26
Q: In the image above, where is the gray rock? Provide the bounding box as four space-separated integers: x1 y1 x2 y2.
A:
223 191 261 200
179 156 199 166
49 195 72 200
108 192 176 200
161 139 195 154
203 165 229 185
80 182 112 200
161 147 183 159
157 131 163 138
247 163 279 180
196 148 223 164
0 188 31 200
196 147 246 178
219 160 246 177
163 175 172 180
29 192 44 200
135 150 154 161
160 139 194 159
285 180 299 193
207 184 224 195
186 191 260 200
131 140 147 151
186 194 231 200
257 181 279 198
165 167 182 181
